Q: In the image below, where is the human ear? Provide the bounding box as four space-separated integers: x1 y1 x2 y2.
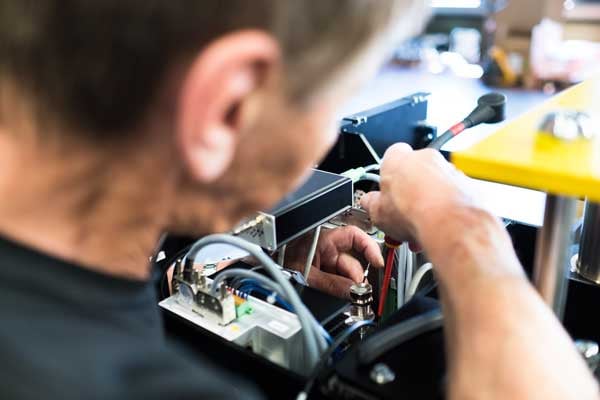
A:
176 30 280 183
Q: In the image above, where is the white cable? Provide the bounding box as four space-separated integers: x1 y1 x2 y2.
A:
404 244 414 304
185 234 323 367
304 226 321 281
277 244 287 267
211 269 282 296
357 173 381 185
364 164 380 172
396 244 407 309
211 267 330 351
407 263 433 301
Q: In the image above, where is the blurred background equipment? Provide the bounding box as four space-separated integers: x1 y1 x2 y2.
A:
428 91 507 150
392 0 600 90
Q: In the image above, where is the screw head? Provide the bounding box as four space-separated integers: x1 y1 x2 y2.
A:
576 340 599 359
370 363 396 385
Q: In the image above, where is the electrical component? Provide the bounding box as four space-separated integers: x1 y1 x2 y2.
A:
328 206 378 235
161 259 352 376
341 165 381 187
325 300 445 400
298 320 376 400
338 92 430 158
349 282 375 322
378 238 400 317
234 169 353 252
182 235 328 367
172 263 236 326
341 166 369 183
234 295 253 318
161 280 307 372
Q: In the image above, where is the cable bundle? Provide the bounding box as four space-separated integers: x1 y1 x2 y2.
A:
378 237 401 317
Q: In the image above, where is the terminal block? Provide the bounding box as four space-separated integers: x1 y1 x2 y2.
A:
173 261 236 326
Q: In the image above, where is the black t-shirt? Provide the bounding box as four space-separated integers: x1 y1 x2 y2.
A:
0 235 261 400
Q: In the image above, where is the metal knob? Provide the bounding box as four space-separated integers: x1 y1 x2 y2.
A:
349 282 374 321
539 111 595 141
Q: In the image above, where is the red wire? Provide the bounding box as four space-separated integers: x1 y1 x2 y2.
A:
449 122 466 136
378 247 396 317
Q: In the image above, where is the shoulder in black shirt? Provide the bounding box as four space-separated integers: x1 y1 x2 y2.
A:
0 235 261 400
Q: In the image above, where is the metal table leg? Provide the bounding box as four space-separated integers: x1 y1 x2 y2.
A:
533 195 577 319
577 201 600 284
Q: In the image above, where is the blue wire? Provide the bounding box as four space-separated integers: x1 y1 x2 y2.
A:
234 278 256 289
236 279 277 295
238 284 293 311
318 324 333 345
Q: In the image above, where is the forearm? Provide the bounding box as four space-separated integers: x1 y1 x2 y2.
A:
418 206 599 400
359 145 598 398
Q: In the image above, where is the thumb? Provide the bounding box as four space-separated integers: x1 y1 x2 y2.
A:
360 191 381 216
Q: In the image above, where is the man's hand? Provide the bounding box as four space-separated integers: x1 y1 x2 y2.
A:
360 143 476 247
285 226 384 298
360 143 600 400
360 143 525 282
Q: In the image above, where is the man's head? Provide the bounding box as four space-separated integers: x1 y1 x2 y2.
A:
0 1 426 236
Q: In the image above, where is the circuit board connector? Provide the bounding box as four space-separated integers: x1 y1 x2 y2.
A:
173 261 236 326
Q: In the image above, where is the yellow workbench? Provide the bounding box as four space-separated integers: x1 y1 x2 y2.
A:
453 78 600 201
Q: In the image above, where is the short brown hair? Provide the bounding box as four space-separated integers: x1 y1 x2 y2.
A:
0 1 422 139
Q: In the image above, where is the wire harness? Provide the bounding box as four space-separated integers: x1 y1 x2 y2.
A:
184 234 327 368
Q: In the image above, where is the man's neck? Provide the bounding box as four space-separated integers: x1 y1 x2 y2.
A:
0 134 170 281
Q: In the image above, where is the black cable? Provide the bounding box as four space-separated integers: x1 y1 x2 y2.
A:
356 308 443 365
297 320 375 400
416 279 438 298
428 130 455 151
159 267 173 300
428 92 506 150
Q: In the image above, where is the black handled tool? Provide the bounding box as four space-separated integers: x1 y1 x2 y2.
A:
428 92 507 150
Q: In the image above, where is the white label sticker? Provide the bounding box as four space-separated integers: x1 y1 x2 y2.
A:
267 320 289 334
